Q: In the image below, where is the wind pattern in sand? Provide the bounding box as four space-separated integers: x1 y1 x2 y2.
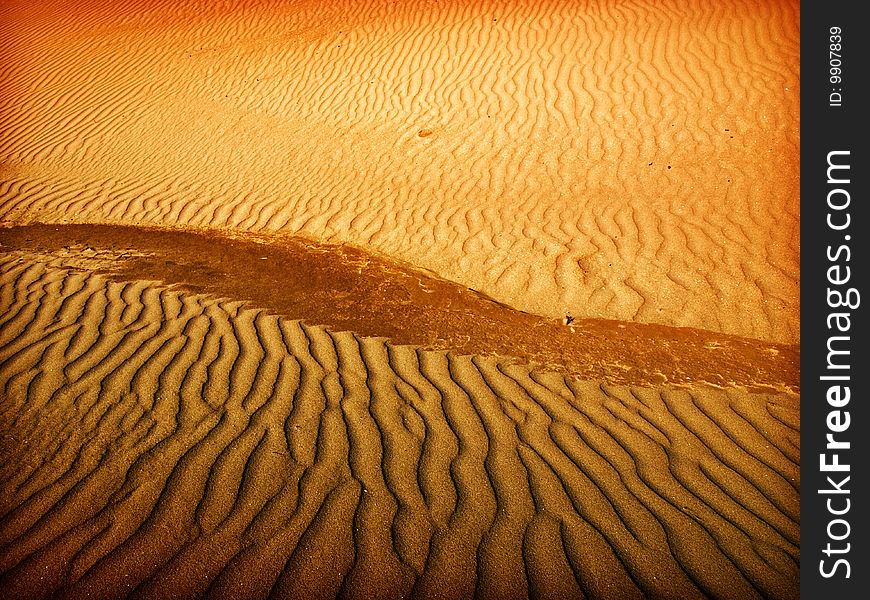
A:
0 0 800 344
1 0 800 597
0 253 799 599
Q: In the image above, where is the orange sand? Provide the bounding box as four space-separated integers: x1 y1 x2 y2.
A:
0 1 800 598
0 0 799 343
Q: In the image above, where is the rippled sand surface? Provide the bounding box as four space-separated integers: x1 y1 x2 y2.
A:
0 0 799 342
1 1 799 598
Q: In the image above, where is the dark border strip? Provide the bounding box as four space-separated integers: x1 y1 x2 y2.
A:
802 1 868 596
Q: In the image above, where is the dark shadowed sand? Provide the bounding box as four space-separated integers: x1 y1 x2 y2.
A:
0 232 798 599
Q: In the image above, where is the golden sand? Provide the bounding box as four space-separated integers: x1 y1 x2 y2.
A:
1 0 799 598
0 0 799 343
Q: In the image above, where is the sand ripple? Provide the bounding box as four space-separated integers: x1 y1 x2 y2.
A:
0 0 800 343
0 0 801 595
0 250 798 599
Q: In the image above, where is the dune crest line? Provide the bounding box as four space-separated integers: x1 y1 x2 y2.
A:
1 224 797 393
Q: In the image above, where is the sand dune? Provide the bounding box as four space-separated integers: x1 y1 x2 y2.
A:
0 250 798 599
0 224 799 394
1 0 800 597
0 0 799 343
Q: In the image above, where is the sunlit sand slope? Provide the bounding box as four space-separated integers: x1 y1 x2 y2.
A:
0 252 799 599
0 0 800 343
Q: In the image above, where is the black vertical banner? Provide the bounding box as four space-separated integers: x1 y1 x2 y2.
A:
802 1 868 597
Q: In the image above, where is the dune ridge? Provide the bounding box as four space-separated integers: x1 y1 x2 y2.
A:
0 0 800 343
0 252 799 599
0 0 801 596
0 224 799 394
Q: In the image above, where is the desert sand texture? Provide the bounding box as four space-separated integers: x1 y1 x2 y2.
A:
0 241 799 599
0 0 799 599
0 0 799 342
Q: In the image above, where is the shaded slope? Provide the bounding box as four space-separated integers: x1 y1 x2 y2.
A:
0 251 799 599
0 224 799 393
